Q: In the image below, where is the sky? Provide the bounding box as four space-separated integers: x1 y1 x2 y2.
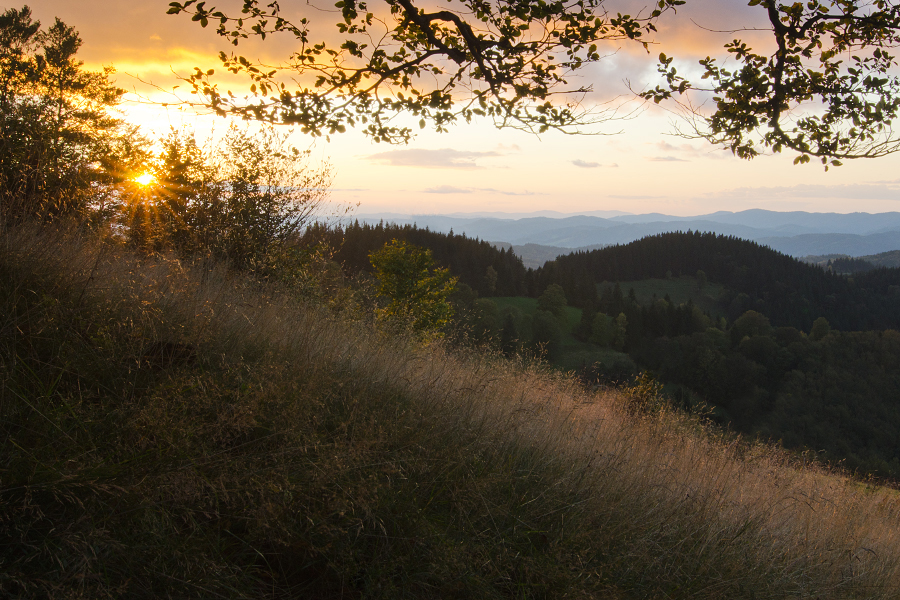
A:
19 0 900 217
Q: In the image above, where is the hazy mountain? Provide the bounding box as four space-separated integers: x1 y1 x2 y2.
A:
492 242 607 269
759 232 900 257
440 209 632 219
352 209 900 258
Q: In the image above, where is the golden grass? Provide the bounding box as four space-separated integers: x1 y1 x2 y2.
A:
2 224 899 599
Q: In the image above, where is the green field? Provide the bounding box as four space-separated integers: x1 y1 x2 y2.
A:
600 275 725 317
490 278 726 375
491 296 635 375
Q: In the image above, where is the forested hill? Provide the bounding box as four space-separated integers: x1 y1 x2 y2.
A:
304 221 529 296
532 231 900 332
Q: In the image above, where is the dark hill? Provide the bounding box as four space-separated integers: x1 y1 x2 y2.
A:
532 231 900 332
303 221 529 297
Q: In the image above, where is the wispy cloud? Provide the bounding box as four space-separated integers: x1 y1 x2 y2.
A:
424 185 473 194
474 187 540 196
717 183 900 201
422 185 540 195
366 148 503 169
644 141 729 163
648 156 689 162
610 194 664 200
572 159 602 168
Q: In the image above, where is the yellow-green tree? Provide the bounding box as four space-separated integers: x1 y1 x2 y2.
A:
369 239 457 337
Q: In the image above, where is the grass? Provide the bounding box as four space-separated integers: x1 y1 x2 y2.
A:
3 224 900 598
601 276 725 318
491 296 634 374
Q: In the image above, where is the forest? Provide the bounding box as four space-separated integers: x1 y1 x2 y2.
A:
314 223 900 480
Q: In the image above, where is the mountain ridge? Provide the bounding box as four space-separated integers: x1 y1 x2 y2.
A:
352 209 900 257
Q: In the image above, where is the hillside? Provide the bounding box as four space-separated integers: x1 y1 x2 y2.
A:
532 231 900 332
442 232 900 480
4 225 900 599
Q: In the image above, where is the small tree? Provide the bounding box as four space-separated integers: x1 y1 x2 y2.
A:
483 266 498 296
499 312 520 357
370 239 457 337
611 312 628 351
576 299 598 340
591 312 611 347
123 124 334 271
532 310 563 359
731 310 772 345
696 270 707 290
537 283 568 322
210 124 333 271
0 6 126 224
810 317 832 342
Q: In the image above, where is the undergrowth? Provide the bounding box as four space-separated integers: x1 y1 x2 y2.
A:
2 225 899 599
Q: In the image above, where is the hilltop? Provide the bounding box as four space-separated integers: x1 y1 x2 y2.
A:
4 225 900 598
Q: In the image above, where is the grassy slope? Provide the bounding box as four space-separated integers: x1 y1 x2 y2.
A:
3 226 900 599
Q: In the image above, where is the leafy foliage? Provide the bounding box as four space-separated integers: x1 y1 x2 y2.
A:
370 239 458 335
537 283 568 320
165 0 683 142
643 0 900 166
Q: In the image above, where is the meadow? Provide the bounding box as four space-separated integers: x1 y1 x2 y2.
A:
3 225 900 599
598 276 726 318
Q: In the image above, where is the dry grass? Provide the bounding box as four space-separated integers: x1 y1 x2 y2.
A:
2 224 899 599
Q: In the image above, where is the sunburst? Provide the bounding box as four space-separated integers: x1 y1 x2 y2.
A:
134 172 156 186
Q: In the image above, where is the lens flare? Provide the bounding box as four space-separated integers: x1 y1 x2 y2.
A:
134 173 155 186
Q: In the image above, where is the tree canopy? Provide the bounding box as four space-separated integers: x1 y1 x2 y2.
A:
644 0 900 167
166 0 682 142
167 0 900 164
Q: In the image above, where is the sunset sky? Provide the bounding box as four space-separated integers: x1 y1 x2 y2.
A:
22 0 900 216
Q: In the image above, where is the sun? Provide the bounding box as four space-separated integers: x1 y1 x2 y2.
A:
134 172 156 186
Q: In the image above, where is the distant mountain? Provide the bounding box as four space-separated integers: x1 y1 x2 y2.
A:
352 209 900 257
493 242 606 269
610 209 900 235
759 232 900 257
802 249 900 269
440 209 632 219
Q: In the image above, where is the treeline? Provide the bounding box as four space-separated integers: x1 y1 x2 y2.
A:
829 256 877 274
303 221 529 297
532 231 900 332
639 318 900 478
